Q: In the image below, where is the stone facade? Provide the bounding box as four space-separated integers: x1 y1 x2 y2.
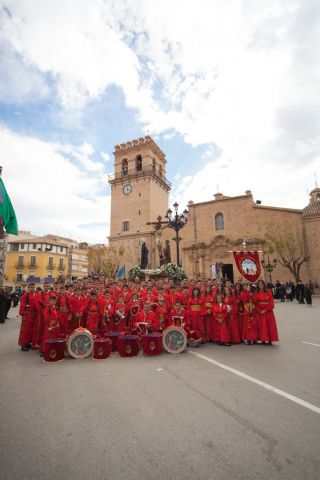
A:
108 136 320 284
108 136 171 273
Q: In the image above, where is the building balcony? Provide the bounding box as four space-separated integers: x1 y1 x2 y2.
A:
28 263 37 268
108 164 171 190
15 263 25 269
47 264 56 270
58 265 65 270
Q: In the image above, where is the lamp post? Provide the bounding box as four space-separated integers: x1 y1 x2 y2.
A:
147 202 188 267
261 254 277 285
165 202 189 267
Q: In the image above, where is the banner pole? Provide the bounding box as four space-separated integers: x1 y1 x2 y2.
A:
0 166 5 288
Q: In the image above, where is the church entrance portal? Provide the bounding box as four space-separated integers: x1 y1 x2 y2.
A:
222 263 234 283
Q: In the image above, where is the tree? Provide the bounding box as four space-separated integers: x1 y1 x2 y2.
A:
265 222 309 282
88 244 125 280
56 273 70 284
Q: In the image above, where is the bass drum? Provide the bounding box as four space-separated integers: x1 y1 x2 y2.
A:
162 326 187 354
67 327 94 359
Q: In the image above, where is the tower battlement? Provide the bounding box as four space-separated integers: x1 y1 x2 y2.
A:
114 135 166 163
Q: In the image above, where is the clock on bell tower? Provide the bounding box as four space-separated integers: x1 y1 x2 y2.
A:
108 135 171 270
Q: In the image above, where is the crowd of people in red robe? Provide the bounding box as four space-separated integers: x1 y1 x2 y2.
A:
18 276 279 354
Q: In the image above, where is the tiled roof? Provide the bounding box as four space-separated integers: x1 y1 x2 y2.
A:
302 202 320 217
8 236 69 246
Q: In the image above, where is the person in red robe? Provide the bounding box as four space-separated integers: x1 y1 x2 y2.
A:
242 286 258 344
180 286 190 307
234 282 244 342
203 285 215 342
100 290 115 334
113 295 129 332
84 291 102 335
215 282 225 300
18 283 37 351
224 287 240 343
188 287 205 344
33 283 51 350
134 302 157 334
70 288 85 330
154 296 170 331
253 280 279 344
40 295 61 355
169 299 191 337
213 293 230 346
127 292 141 333
56 285 72 335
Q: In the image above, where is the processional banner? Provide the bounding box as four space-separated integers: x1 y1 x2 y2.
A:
233 251 261 282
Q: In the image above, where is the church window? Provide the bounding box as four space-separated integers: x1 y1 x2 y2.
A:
138 210 141 215
215 212 224 230
136 155 142 172
158 164 162 177
123 221 129 231
152 158 156 172
122 159 128 176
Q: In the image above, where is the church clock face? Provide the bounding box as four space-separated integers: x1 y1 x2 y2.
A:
123 184 132 195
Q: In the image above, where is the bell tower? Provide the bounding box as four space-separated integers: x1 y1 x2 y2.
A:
108 135 171 271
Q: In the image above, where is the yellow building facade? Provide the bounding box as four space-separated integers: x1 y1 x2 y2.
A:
5 236 69 289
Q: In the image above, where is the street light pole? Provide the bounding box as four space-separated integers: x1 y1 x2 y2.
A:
147 202 188 267
261 253 277 285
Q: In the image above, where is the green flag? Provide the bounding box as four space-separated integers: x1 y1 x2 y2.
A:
0 178 18 235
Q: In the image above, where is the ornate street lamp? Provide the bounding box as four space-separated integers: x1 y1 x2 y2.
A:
147 202 189 266
261 254 277 284
165 202 188 267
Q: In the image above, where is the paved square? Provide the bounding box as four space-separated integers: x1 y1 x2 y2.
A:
0 299 319 480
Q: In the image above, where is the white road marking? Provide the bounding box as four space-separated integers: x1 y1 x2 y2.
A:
302 341 320 348
188 351 320 415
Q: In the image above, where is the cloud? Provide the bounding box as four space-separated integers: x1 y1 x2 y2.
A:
0 0 319 224
100 151 110 162
0 0 152 113
0 126 110 243
0 40 49 104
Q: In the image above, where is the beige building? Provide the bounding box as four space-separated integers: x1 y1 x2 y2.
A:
69 243 89 281
108 135 171 274
43 235 89 281
108 136 320 284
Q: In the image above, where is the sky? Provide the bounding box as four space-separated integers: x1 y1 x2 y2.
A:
0 0 319 243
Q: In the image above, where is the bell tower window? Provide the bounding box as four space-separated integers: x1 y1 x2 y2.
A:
122 159 128 176
136 155 142 172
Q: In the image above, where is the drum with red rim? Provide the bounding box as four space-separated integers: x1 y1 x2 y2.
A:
104 332 124 352
118 335 139 357
142 333 163 356
44 338 66 362
93 337 111 360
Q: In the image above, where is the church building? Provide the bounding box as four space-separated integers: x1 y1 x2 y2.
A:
108 136 320 284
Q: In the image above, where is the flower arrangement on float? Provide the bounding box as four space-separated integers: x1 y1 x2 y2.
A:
128 265 143 281
128 263 187 282
163 263 187 282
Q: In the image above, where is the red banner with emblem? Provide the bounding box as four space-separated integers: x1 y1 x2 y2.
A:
233 251 261 282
